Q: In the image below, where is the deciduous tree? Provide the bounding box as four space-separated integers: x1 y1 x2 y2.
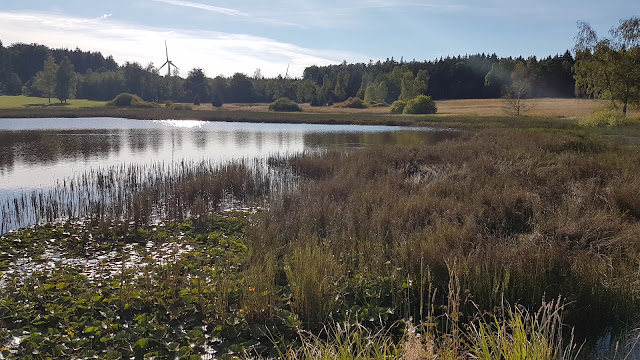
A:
33 56 57 102
55 56 77 103
574 17 640 115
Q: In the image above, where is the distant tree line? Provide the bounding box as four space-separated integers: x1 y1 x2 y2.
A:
0 40 577 105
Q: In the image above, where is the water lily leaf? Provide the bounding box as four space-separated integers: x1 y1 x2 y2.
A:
133 338 148 351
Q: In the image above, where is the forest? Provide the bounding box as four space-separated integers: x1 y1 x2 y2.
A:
0 40 576 105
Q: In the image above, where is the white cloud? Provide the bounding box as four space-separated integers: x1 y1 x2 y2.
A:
0 11 367 78
151 0 249 17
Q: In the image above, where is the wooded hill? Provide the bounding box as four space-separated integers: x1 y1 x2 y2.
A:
0 40 576 105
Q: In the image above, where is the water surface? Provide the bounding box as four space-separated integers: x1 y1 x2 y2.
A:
0 117 452 199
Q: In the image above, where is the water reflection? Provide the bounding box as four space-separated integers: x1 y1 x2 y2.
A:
0 118 456 196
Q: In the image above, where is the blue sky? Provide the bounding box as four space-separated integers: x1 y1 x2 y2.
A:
1 0 637 78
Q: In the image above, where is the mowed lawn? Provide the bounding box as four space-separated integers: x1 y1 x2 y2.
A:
0 95 107 109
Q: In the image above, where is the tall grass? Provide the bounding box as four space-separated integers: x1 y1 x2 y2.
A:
1 159 274 233
246 127 640 338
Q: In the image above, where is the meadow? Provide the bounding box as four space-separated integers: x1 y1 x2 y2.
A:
0 95 107 109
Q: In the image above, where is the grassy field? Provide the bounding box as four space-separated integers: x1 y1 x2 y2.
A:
2 95 639 119
0 95 107 109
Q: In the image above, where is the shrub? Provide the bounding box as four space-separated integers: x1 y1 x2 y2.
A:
390 100 407 114
366 101 388 107
269 97 302 112
193 95 201 106
131 97 156 108
403 95 437 114
333 97 366 109
168 103 192 110
107 93 142 107
578 108 629 127
107 93 157 108
211 91 224 108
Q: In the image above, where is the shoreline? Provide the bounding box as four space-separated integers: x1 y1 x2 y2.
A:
0 106 581 130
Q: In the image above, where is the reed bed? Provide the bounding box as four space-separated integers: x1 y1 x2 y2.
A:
1 158 279 233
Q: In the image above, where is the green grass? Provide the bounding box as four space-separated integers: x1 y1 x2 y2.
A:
0 95 107 109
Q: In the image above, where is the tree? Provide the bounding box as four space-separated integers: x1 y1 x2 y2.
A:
211 90 224 107
364 81 388 104
228 72 255 103
33 56 58 102
574 17 640 116
333 71 350 101
55 56 77 103
502 63 533 116
399 70 428 101
185 68 210 104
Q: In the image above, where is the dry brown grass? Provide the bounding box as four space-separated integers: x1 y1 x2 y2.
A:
193 98 640 118
436 98 640 117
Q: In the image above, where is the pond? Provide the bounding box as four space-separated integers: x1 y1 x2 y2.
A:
0 117 454 231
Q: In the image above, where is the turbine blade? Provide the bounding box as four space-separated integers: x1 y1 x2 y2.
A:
165 40 169 61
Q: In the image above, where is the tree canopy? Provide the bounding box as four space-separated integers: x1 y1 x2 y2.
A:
54 56 77 103
574 17 640 115
33 56 58 102
0 39 581 105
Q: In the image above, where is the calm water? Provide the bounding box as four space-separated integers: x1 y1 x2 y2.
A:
0 117 452 199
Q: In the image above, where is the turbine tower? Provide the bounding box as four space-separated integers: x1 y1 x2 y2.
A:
159 40 179 77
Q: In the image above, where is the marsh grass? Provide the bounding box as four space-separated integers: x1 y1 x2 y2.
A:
3 124 640 357
1 159 272 233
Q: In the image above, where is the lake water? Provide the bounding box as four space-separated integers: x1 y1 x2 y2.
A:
0 117 452 201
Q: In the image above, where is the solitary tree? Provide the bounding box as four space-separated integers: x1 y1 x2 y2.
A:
55 56 77 103
502 63 534 116
33 56 58 103
574 17 640 116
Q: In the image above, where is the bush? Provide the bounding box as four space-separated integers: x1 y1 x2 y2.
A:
211 92 224 108
366 101 388 107
131 97 156 108
193 95 201 106
269 97 302 112
403 95 437 114
578 108 630 127
107 93 142 107
168 103 192 110
390 100 407 114
333 97 366 109
107 93 157 108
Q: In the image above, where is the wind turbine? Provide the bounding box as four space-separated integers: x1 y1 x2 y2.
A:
159 40 179 77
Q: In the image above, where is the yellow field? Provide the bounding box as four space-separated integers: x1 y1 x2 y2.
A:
196 98 639 118
0 96 107 109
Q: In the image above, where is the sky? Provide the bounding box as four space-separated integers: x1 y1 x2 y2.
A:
0 0 637 78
